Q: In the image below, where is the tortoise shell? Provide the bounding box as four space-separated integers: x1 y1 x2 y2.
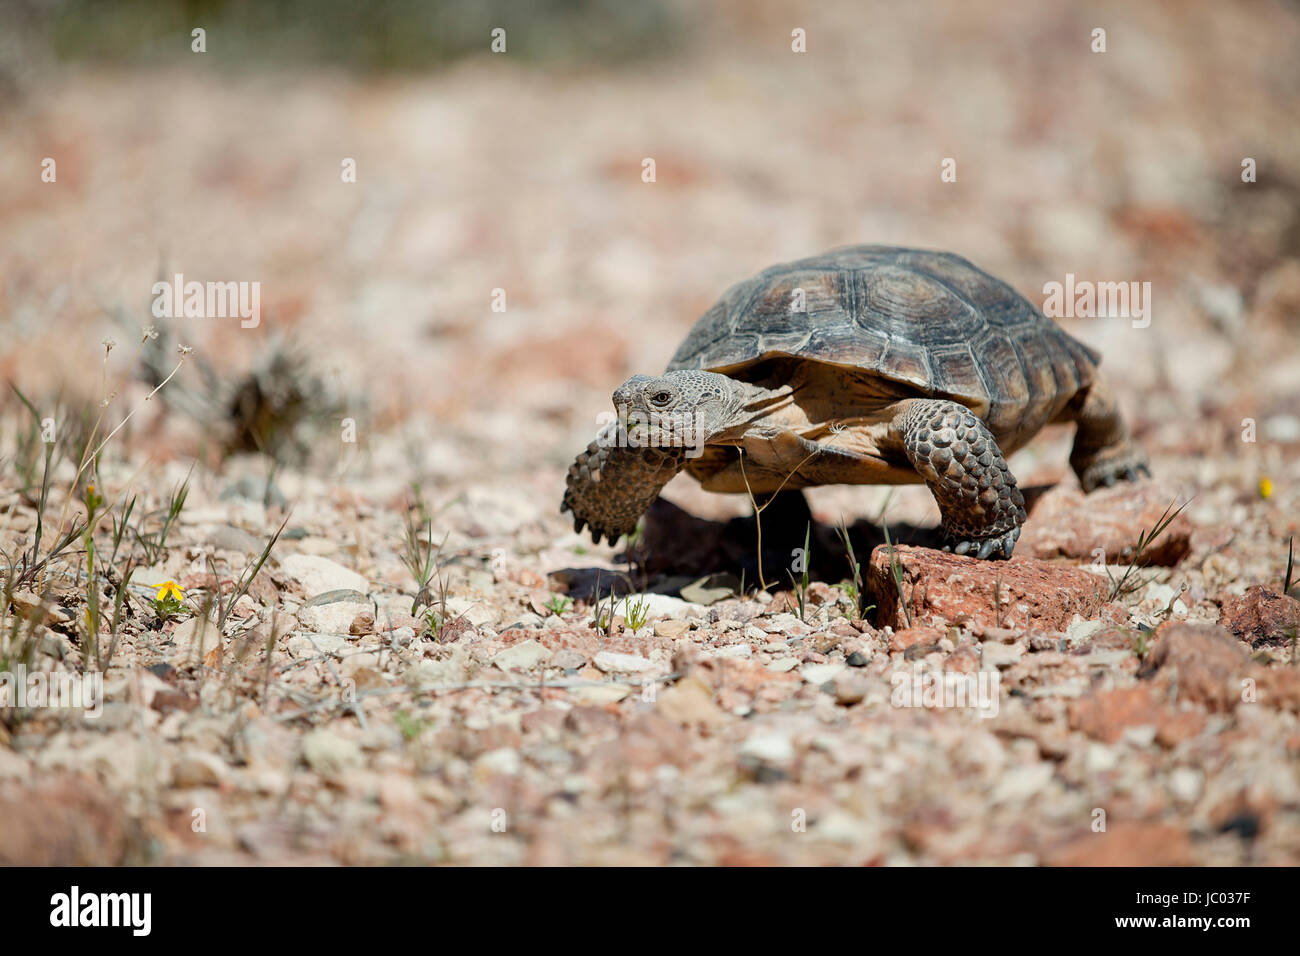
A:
666 245 1100 440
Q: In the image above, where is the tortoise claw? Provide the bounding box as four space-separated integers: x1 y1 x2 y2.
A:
1079 453 1151 491
944 525 1018 561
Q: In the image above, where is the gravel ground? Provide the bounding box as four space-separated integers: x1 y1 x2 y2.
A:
1 0 1299 865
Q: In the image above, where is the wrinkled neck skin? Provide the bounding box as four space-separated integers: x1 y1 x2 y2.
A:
707 375 796 444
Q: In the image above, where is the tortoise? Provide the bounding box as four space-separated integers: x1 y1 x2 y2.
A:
562 245 1149 560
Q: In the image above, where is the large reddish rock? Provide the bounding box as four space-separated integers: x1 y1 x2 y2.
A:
1141 621 1300 714
1067 686 1164 743
889 625 946 654
1018 482 1191 566
1218 585 1300 647
1066 684 1207 746
0 775 132 865
1257 669 1300 713
867 544 1111 631
1140 622 1249 712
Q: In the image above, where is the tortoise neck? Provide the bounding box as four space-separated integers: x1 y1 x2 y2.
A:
708 378 798 440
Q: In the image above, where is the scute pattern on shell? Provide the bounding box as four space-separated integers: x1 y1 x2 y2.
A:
666 245 1101 437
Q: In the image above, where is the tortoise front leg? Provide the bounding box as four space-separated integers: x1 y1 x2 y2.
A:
894 399 1027 560
562 421 687 544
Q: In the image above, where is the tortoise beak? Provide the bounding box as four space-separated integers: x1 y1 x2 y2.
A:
612 374 654 408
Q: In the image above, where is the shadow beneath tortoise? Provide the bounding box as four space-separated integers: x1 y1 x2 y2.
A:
555 482 1062 601
633 495 942 589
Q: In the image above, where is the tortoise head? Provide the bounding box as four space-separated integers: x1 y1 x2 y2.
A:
611 370 742 455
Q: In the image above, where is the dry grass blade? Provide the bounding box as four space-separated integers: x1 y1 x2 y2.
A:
1285 536 1295 597
1105 497 1192 602
882 523 911 628
217 510 292 632
834 518 870 620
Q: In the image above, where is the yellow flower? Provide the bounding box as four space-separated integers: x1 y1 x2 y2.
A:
1259 477 1274 500
156 580 184 602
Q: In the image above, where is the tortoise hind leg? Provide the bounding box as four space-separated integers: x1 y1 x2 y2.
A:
1060 375 1150 491
895 399 1026 560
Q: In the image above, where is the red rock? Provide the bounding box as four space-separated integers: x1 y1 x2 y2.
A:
246 574 279 608
806 582 839 606
1256 668 1300 714
768 591 798 614
1044 822 1193 866
801 634 834 656
657 675 728 727
151 686 200 713
1154 709 1207 748
1141 622 1249 712
867 545 1107 631
377 610 424 633
0 776 130 865
1019 482 1191 566
1089 626 1142 652
889 625 944 653
1218 585 1300 647
828 621 861 641
1067 685 1164 743
1091 622 1300 717
441 617 477 642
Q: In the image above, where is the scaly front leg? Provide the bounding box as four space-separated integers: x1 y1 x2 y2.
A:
562 421 687 544
895 399 1027 560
